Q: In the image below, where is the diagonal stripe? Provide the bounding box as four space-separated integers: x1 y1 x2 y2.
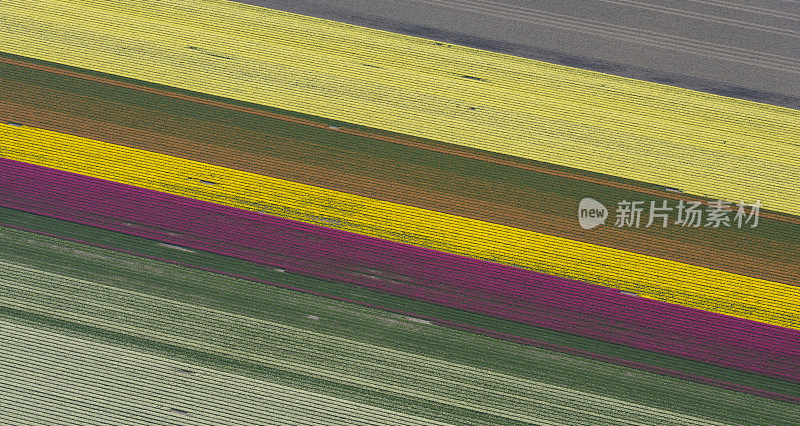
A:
1 0 798 215
2 124 798 330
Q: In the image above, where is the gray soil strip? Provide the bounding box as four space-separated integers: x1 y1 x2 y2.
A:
234 0 800 109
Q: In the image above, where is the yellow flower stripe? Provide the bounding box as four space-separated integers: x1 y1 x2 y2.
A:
2 124 798 329
1 0 798 215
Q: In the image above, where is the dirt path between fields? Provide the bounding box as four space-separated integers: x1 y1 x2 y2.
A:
2 97 796 285
2 56 796 225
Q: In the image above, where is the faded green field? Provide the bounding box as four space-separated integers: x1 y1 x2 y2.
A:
0 319 451 425
1 223 798 425
1 209 797 398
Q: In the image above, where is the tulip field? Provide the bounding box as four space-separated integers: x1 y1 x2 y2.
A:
2 0 799 215
1 226 798 424
0 0 798 424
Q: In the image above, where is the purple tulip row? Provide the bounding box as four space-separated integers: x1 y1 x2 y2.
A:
2 157 797 382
